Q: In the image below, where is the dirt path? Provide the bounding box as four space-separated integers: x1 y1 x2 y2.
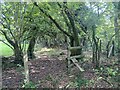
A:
2 52 70 88
2 50 119 88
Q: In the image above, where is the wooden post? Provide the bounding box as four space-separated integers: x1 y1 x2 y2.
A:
100 40 102 53
108 45 113 58
97 38 102 68
95 38 99 69
67 46 84 74
67 38 71 74
92 43 95 63
98 39 101 61
112 41 115 56
24 54 29 84
106 42 109 58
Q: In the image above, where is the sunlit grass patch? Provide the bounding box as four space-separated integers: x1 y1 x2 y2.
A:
0 42 13 56
40 47 53 52
37 47 61 56
0 42 29 57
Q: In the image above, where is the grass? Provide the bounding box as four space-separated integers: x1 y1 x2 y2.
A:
0 42 59 57
0 42 13 56
37 47 61 57
0 42 41 57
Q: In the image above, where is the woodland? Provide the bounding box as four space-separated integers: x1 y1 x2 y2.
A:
0 1 120 89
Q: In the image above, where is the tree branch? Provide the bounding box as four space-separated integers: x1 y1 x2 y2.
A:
33 2 72 38
0 30 15 48
1 14 16 42
57 2 72 34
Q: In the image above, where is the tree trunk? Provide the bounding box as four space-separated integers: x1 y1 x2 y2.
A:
118 36 120 62
92 26 96 63
70 37 74 47
113 2 120 86
27 37 36 59
106 42 109 58
2 32 24 66
118 2 120 87
64 35 67 43
92 26 100 68
14 44 24 66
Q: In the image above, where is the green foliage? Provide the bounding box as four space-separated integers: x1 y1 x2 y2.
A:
98 67 118 77
74 77 88 87
106 67 117 76
68 74 88 87
22 81 36 88
68 78 88 88
1 2 120 88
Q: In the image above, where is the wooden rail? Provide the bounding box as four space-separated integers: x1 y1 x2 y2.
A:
67 46 85 73
68 46 82 50
71 58 84 72
68 55 83 59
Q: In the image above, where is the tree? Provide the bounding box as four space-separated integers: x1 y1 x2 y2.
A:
113 2 120 61
33 2 85 57
113 2 120 85
0 2 30 66
24 4 60 59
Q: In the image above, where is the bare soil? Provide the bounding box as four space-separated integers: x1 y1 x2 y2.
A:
2 50 119 88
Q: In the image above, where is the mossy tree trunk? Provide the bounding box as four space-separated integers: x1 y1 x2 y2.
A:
92 25 101 69
14 46 24 66
1 31 24 66
27 36 36 59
